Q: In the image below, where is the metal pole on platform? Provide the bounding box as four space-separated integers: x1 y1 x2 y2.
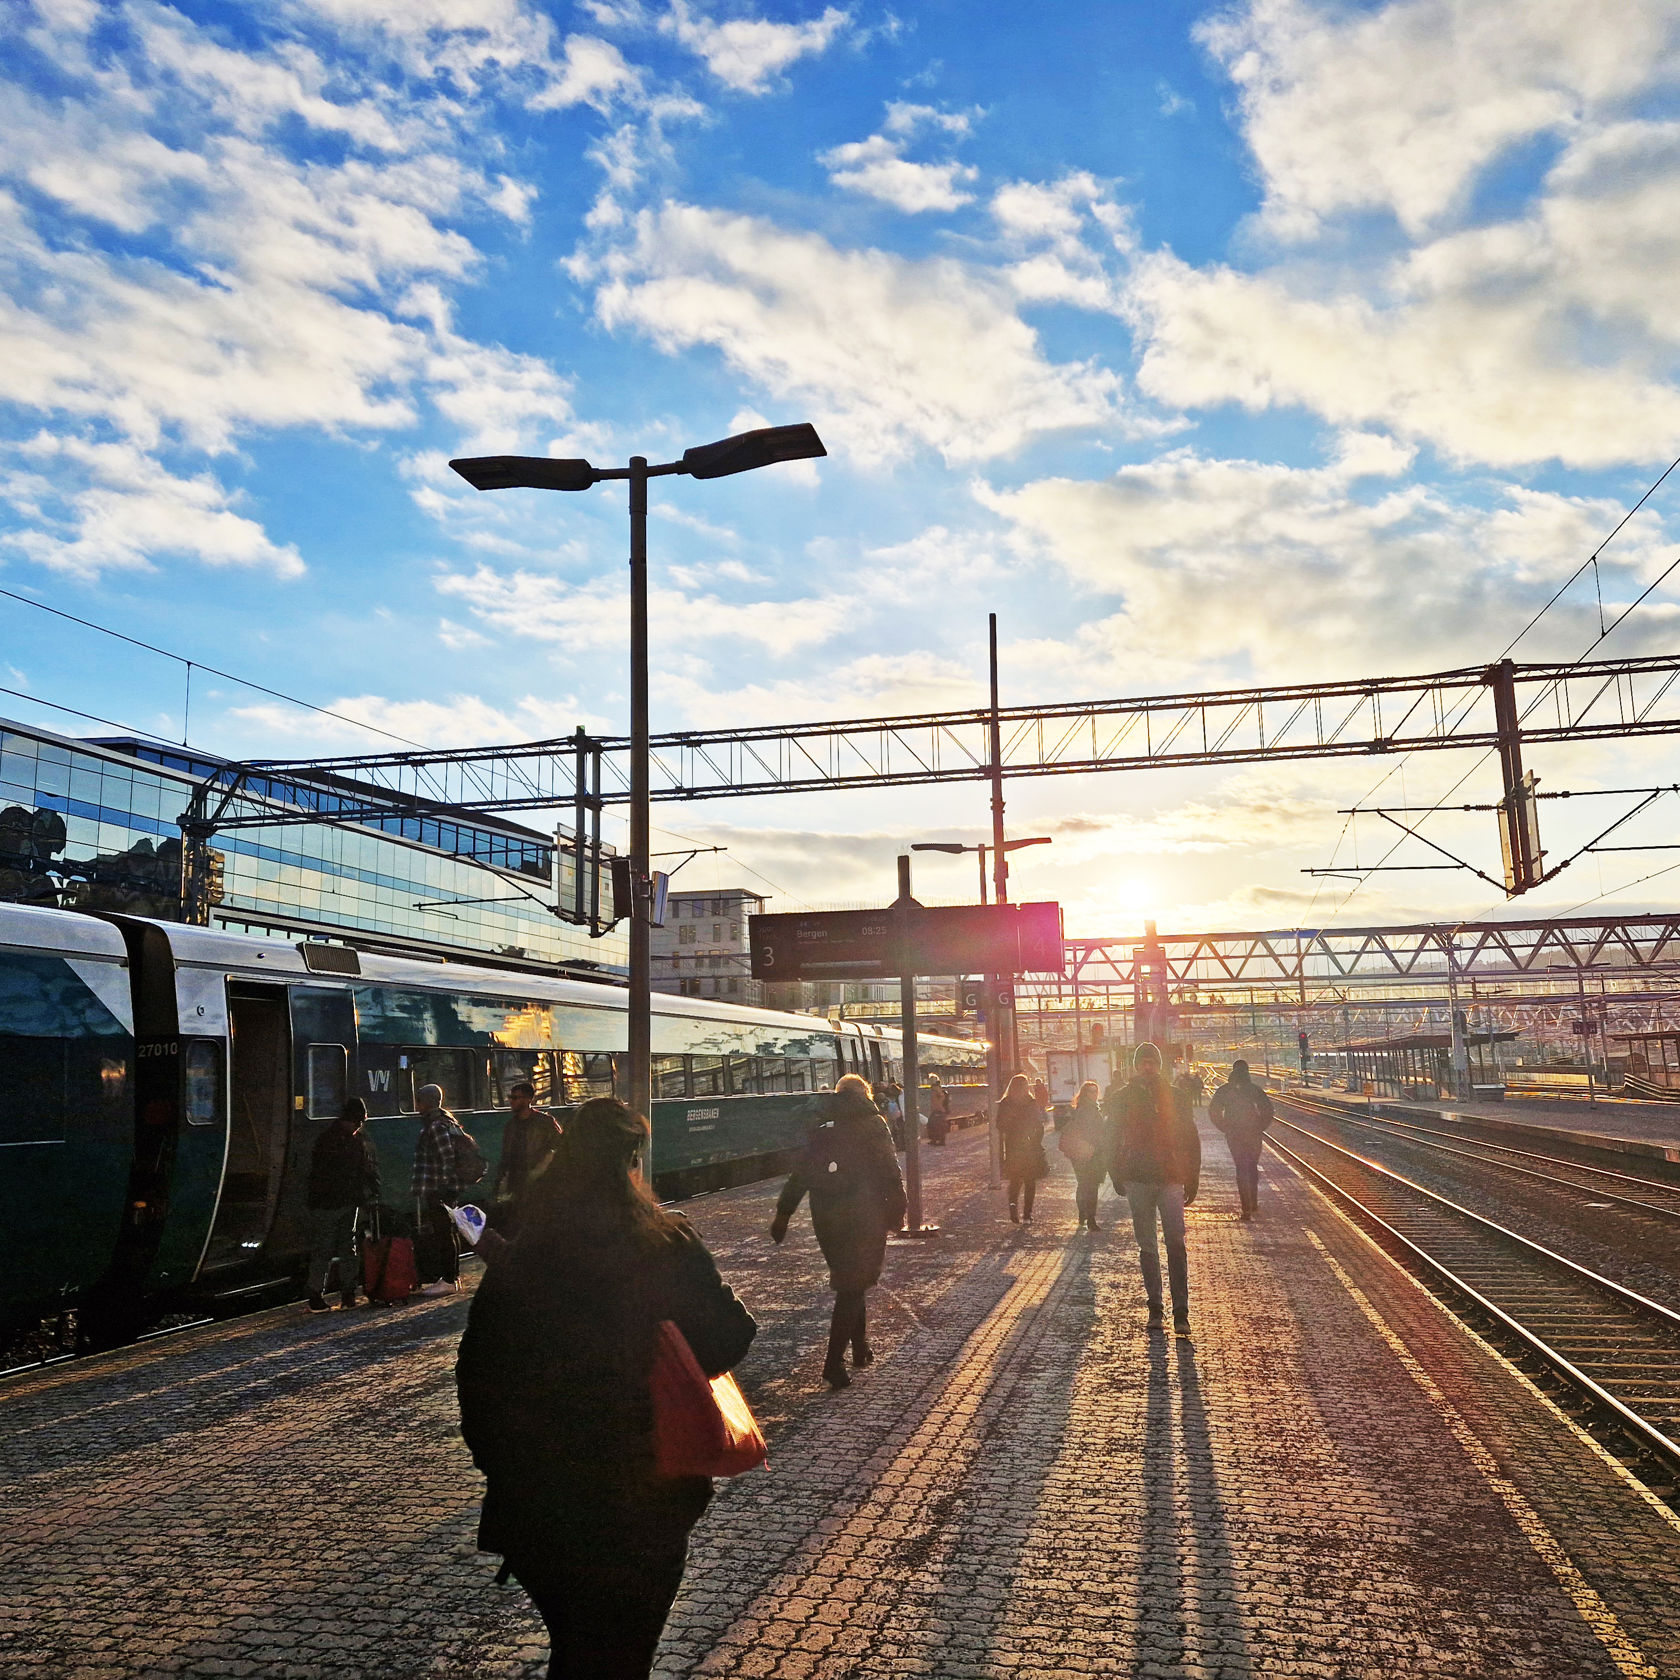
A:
626 458 652 1127
986 614 1006 1189
896 854 938 1237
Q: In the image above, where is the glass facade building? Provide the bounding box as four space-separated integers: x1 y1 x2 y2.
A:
0 717 625 977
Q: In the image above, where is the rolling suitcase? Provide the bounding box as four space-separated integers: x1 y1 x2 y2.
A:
363 1210 417 1304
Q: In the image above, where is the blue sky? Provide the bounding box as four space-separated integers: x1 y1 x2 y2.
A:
4 0 1680 934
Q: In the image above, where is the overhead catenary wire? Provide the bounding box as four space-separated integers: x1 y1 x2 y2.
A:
0 586 432 752
1320 449 1680 917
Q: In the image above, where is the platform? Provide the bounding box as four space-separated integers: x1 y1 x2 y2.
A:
5 1130 1680 1679
1314 1089 1680 1162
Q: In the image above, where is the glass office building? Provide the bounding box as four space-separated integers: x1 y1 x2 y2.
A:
0 716 625 977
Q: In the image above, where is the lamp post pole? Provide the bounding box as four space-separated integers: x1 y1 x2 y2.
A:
627 457 652 1123
450 424 826 1135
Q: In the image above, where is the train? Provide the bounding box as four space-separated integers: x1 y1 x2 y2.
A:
1 902 987 1346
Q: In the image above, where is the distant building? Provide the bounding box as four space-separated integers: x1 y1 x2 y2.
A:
0 715 623 978
652 888 765 1003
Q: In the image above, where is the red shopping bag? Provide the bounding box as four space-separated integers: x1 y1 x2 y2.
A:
363 1224 417 1303
650 1320 767 1480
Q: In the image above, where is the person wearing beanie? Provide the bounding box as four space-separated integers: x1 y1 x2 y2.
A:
1111 1042 1201 1337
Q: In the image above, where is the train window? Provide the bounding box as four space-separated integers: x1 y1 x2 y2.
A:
727 1054 770 1095
306 1044 348 1118
401 1047 490 1112
491 1049 557 1106
558 1051 617 1102
653 1055 688 1099
184 1040 223 1126
690 1054 725 1097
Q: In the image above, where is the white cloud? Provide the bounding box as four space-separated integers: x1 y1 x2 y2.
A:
821 103 979 214
529 34 644 111
1199 0 1680 238
435 562 844 655
990 173 1133 309
1 435 305 580
1122 1 1680 468
662 2 850 94
977 448 1676 685
586 203 1129 463
822 134 977 213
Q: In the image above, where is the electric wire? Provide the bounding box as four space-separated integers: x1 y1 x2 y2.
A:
0 586 431 752
1321 452 1680 917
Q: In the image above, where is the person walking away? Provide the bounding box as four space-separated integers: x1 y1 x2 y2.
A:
770 1075 906 1390
306 1098 380 1311
1113 1042 1201 1337
925 1074 953 1146
457 1097 756 1680
1175 1065 1205 1114
997 1074 1047 1223
1209 1059 1274 1221
492 1080 565 1234
413 1083 486 1297
1059 1080 1109 1231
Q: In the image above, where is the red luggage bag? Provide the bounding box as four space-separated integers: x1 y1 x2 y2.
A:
363 1212 417 1304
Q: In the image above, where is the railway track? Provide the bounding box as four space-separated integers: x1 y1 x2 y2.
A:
1288 1097 1680 1223
1269 1098 1680 1492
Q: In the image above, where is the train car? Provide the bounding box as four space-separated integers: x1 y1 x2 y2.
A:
0 904 986 1344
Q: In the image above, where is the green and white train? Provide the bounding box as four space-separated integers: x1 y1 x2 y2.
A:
0 903 985 1345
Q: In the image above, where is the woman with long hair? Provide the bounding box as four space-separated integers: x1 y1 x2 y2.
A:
456 1097 756 1679
771 1073 906 1390
1059 1079 1109 1231
997 1072 1047 1223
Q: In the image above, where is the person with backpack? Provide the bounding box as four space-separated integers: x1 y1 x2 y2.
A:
412 1082 486 1297
1058 1080 1109 1231
456 1096 756 1680
770 1074 906 1390
1208 1059 1275 1221
305 1097 380 1312
1112 1042 1202 1337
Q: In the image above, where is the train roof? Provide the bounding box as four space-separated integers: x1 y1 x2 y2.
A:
92 912 980 1051
0 901 129 961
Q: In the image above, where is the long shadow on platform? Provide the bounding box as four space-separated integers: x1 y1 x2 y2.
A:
1133 1333 1255 1677
897 1230 1096 1675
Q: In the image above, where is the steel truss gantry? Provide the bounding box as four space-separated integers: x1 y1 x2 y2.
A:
1045 912 1680 1002
256 653 1680 809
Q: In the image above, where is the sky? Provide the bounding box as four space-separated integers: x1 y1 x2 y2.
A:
4 0 1680 938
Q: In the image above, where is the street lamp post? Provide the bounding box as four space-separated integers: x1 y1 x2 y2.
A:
451 424 825 1128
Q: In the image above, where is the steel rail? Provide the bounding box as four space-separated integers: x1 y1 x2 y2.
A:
1284 1096 1680 1224
1267 1103 1680 1474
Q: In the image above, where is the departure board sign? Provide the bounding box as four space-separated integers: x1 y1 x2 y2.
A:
750 902 1064 981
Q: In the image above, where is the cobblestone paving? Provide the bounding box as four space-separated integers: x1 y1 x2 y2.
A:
4 1126 1680 1678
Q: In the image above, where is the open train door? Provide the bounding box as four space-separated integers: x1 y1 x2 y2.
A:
199 982 290 1271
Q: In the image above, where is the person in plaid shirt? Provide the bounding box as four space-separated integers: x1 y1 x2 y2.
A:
411 1084 484 1296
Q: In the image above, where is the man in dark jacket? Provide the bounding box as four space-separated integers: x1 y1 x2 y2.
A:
1209 1059 1274 1220
306 1097 380 1311
771 1074 907 1389
1112 1042 1201 1337
491 1080 564 1233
